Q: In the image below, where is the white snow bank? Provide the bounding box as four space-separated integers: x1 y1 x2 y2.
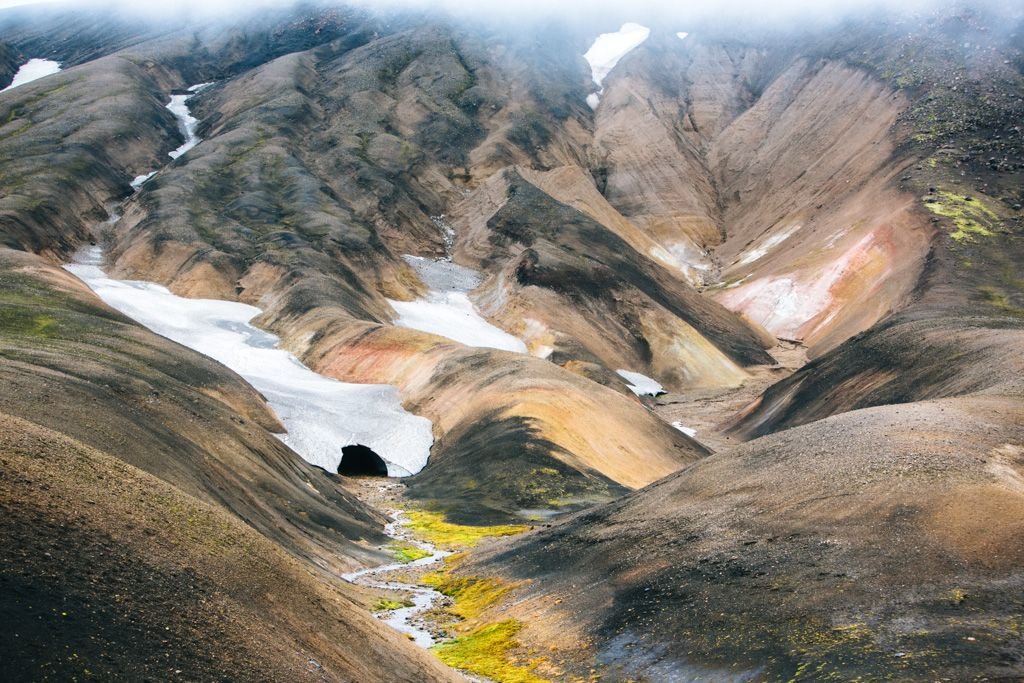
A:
677 32 690 40
617 369 665 397
583 22 650 108
167 83 212 160
2 58 61 92
65 247 434 477
735 223 801 267
672 421 697 438
389 293 527 353
130 171 156 191
388 256 528 353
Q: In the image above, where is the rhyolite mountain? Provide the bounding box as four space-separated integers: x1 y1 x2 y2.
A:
0 0 1022 681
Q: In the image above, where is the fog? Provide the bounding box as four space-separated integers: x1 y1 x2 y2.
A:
1 0 1020 37
0 0 1006 21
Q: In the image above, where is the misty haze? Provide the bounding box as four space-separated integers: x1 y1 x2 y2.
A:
0 0 1022 681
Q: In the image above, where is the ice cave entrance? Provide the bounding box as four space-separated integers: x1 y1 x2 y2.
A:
338 445 389 477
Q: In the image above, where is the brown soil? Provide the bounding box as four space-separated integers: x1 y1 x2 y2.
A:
655 342 807 452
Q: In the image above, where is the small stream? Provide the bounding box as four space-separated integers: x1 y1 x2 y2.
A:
342 512 452 648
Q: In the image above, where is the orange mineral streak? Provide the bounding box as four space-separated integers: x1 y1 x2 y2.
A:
310 324 700 489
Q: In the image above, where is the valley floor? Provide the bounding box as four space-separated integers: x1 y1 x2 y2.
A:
654 343 807 452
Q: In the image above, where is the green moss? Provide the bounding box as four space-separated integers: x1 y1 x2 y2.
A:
432 620 548 683
421 570 511 622
389 542 432 563
0 307 60 339
372 597 414 612
924 191 999 242
403 510 528 550
978 287 1024 317
532 467 560 477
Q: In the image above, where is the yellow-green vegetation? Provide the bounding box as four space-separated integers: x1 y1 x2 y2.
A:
432 620 548 683
422 569 512 622
389 542 432 563
978 286 1024 317
404 510 528 550
924 191 999 242
949 588 968 606
0 307 60 339
372 597 414 612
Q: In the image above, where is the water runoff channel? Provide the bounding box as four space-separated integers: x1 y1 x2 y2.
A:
65 83 453 651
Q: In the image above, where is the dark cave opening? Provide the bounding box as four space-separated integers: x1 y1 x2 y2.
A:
337 445 389 477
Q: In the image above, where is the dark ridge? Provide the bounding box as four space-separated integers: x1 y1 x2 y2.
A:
405 410 628 526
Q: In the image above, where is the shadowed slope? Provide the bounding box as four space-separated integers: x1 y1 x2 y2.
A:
0 249 388 574
0 412 459 683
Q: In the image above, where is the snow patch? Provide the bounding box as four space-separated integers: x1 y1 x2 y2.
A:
65 247 434 477
389 293 527 353
672 421 697 438
617 369 665 397
677 32 690 40
583 22 650 107
2 58 61 92
130 172 157 191
735 223 802 267
389 256 527 353
167 84 211 160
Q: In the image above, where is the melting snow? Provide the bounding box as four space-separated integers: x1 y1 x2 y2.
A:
389 256 528 353
167 83 212 160
583 22 651 108
735 224 802 267
672 421 697 438
65 247 434 477
130 172 157 191
617 369 665 397
2 58 61 92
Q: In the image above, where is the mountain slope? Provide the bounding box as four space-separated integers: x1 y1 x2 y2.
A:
471 394 1024 681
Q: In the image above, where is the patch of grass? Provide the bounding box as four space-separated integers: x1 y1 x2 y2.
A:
372 597 414 612
0 306 60 339
432 620 548 683
924 191 999 242
404 510 528 550
422 570 511 622
389 542 432 563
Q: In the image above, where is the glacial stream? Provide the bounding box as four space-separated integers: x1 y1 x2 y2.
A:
342 511 452 648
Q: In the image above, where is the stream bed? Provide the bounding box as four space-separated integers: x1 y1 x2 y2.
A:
342 510 452 648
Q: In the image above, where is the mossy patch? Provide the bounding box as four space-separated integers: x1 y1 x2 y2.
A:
372 597 414 612
0 307 60 339
389 542 432 563
422 570 511 622
978 286 1024 318
924 191 999 242
403 510 528 550
432 620 548 683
